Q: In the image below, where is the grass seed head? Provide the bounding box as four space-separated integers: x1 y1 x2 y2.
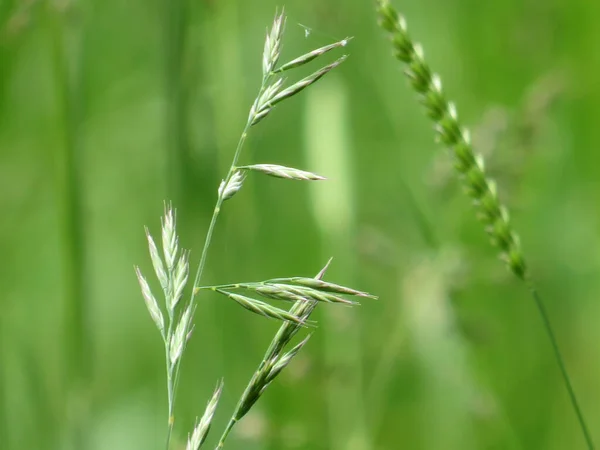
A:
263 9 286 76
145 228 168 293
170 304 193 365
219 290 308 325
376 0 527 279
273 38 351 73
240 164 326 181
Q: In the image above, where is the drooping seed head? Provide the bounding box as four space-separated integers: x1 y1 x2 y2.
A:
218 290 308 325
240 164 326 181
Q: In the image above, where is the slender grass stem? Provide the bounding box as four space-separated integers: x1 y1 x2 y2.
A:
164 75 268 450
215 418 237 449
164 0 189 205
164 318 175 449
47 3 89 449
530 287 594 449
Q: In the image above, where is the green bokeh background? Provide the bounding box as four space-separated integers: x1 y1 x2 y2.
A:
2 0 600 449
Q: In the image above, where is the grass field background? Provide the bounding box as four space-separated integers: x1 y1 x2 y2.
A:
2 0 600 449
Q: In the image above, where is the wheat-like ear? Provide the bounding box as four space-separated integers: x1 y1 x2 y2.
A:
375 1 593 447
377 0 526 280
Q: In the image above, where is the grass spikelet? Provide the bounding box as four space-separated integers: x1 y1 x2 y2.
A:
273 38 351 73
268 277 377 298
254 55 348 123
135 267 165 335
186 380 224 450
218 170 245 201
262 9 286 76
214 261 333 449
239 164 326 181
216 289 309 325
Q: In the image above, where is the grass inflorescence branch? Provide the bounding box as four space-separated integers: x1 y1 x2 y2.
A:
135 9 374 450
375 1 594 448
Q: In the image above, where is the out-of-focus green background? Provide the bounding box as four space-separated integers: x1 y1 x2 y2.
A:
2 0 600 449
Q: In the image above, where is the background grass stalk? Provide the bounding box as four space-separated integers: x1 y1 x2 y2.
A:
47 3 90 449
164 0 190 206
304 78 372 450
376 1 594 447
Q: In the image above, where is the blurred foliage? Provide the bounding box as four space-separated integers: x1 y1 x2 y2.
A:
1 0 600 449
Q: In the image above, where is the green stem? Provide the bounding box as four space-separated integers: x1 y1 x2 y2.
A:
215 418 237 449
530 287 594 449
48 3 89 449
164 318 174 450
163 73 268 449
164 0 189 205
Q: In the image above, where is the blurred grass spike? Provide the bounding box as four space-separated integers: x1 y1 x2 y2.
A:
375 1 594 448
376 0 526 279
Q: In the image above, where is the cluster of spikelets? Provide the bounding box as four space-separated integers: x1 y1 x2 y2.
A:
376 0 527 280
136 209 374 449
216 10 349 205
135 9 375 450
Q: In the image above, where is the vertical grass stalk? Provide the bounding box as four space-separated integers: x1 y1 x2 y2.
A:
164 0 190 205
375 1 593 447
47 2 89 449
304 79 372 450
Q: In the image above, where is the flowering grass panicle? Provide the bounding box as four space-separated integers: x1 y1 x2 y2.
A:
135 9 376 450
